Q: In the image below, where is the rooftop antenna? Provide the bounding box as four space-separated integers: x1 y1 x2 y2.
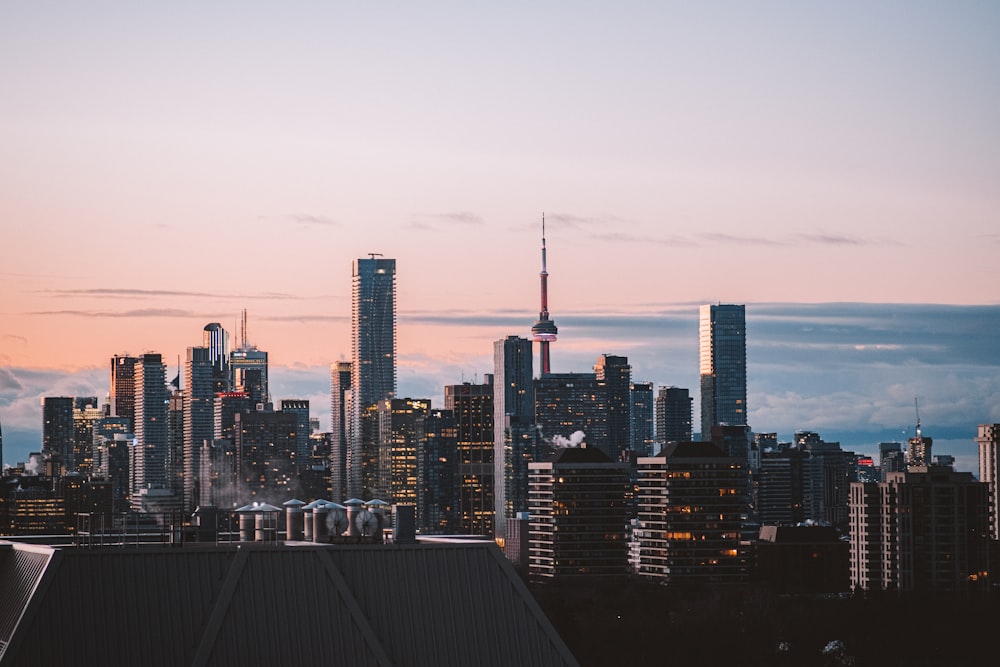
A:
368 252 383 259
914 397 921 439
241 309 248 349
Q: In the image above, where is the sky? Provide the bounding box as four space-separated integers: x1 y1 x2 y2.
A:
2 2 999 471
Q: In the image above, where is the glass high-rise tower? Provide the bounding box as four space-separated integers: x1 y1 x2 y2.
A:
699 304 747 439
348 255 397 499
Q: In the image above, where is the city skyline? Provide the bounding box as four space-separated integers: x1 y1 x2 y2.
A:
2 3 998 470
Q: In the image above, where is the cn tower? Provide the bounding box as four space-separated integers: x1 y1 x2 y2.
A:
530 214 558 375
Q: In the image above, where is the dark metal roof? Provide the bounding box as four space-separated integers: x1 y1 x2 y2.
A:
0 540 578 667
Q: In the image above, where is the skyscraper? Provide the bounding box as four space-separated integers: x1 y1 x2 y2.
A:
528 447 629 581
349 255 397 499
655 386 693 447
42 397 74 469
131 353 169 509
636 442 750 584
594 354 631 459
493 335 535 538
184 346 217 513
534 373 609 457
699 304 747 438
376 397 429 504
445 380 495 535
417 408 459 535
202 322 230 376
629 382 654 455
329 361 352 501
109 354 139 428
975 423 1000 540
530 217 558 375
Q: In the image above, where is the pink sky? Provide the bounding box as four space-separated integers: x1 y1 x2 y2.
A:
1 3 999 468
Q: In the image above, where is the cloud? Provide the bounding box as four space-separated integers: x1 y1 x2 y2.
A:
697 232 784 247
38 288 303 301
795 233 899 246
405 211 485 231
544 213 631 229
29 308 197 318
3 334 27 344
590 232 697 247
3 303 998 475
266 213 340 227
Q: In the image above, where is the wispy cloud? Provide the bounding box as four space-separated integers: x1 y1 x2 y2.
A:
405 211 485 231
698 232 784 247
38 288 302 300
29 308 197 318
266 213 341 227
259 314 348 323
591 232 696 247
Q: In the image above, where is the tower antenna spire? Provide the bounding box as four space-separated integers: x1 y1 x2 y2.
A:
531 212 558 375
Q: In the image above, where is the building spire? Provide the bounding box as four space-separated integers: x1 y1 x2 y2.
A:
531 213 558 375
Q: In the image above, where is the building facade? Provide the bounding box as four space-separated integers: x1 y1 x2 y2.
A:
636 442 750 584
975 423 1000 539
493 335 536 538
594 355 631 459
376 398 429 505
528 447 629 581
349 256 397 499
131 353 169 510
655 386 692 447
329 361 352 501
699 304 747 438
534 373 609 457
629 382 654 455
850 465 990 593
445 381 495 535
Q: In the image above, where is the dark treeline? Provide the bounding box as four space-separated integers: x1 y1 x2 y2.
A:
530 578 999 666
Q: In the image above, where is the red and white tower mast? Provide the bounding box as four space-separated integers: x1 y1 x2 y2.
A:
530 214 558 375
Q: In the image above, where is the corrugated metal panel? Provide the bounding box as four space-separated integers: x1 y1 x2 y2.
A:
204 548 386 666
0 544 51 657
327 543 579 667
0 541 578 667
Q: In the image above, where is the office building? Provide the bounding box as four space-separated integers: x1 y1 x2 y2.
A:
42 397 74 470
349 255 397 499
109 354 139 427
493 335 536 538
655 386 692 447
184 345 218 513
629 382 654 455
234 407 299 503
130 353 169 510
699 304 747 438
528 447 629 581
446 381 495 535
534 373 609 457
594 354 631 459
879 442 905 479
329 361 352 501
850 464 990 593
417 408 459 534
202 322 230 376
376 398 429 505
636 442 749 584
71 398 102 475
280 399 311 466
92 418 132 514
975 423 1000 539
168 390 185 502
